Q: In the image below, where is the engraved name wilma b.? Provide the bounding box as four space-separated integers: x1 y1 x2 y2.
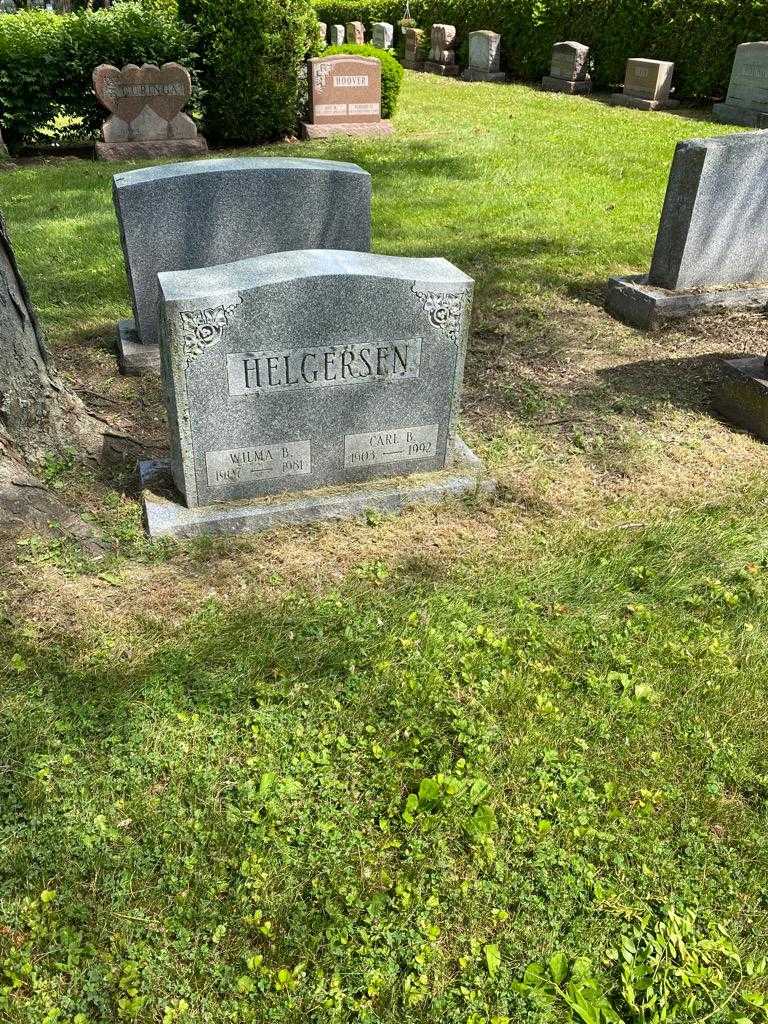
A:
227 339 422 396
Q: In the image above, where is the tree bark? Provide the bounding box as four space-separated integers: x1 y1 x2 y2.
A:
0 212 106 549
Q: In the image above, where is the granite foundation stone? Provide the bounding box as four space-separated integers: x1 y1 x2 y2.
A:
713 357 768 441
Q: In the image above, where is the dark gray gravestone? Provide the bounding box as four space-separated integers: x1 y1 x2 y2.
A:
112 157 372 371
145 249 488 535
606 131 768 328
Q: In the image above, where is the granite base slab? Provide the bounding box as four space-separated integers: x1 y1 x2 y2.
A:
140 439 494 539
605 275 768 330
300 121 393 139
116 318 161 375
712 102 768 128
714 357 768 441
461 69 506 82
95 137 208 161
402 60 425 71
541 75 592 94
423 61 460 77
609 94 680 111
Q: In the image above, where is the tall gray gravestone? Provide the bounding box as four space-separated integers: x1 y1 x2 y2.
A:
371 21 394 49
112 157 372 374
606 130 768 329
141 249 491 536
461 31 505 83
541 41 591 94
714 43 768 127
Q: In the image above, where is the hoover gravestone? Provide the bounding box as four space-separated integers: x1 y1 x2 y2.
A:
141 249 490 536
301 55 393 139
112 157 372 373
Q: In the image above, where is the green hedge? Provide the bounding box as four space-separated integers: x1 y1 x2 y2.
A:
323 42 404 117
313 0 768 99
0 4 196 149
181 0 318 146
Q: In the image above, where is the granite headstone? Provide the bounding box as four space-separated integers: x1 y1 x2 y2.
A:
372 21 394 49
714 43 768 127
113 157 372 372
152 249 479 531
301 55 393 140
403 27 425 71
317 20 327 45
346 20 365 44
92 62 207 161
606 130 768 328
425 23 459 76
610 58 678 110
330 24 344 45
461 31 505 83
541 41 591 94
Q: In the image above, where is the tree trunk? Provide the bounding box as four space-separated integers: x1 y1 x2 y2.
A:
0 212 106 548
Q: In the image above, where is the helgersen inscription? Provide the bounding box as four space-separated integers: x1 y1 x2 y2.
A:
227 339 422 395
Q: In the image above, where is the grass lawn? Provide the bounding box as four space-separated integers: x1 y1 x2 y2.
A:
1 74 768 1023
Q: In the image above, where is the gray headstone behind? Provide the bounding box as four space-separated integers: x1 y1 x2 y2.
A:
113 157 372 346
649 131 768 291
158 249 473 508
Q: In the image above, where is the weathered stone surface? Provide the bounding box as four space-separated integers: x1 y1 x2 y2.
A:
301 55 391 139
605 274 768 330
157 249 474 509
541 76 591 94
93 62 206 160
713 43 768 126
330 24 344 44
426 23 457 74
140 440 493 538
650 131 768 290
714 356 768 441
317 20 327 44
461 31 505 82
430 24 456 52
625 58 674 99
113 157 372 350
372 21 393 49
346 20 365 44
549 40 590 81
403 27 425 70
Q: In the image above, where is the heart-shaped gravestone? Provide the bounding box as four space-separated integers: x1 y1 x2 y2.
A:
93 63 191 126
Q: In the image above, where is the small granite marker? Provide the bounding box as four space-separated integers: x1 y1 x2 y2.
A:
713 42 768 127
609 58 678 110
330 24 344 45
403 27 425 71
92 62 207 161
606 130 768 330
141 249 491 536
371 21 394 49
541 41 591 94
346 20 365 45
301 55 393 139
424 24 459 77
112 157 372 374
461 31 505 83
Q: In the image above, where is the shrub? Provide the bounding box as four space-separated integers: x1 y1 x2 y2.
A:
312 0 768 99
323 42 404 118
183 0 318 146
0 3 196 149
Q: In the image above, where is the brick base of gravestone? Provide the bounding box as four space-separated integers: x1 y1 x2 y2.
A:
300 120 393 139
541 74 592 94
715 357 768 442
605 274 768 331
608 94 680 111
117 319 161 375
461 68 506 83
423 61 460 77
139 438 494 538
712 103 768 128
95 137 208 161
